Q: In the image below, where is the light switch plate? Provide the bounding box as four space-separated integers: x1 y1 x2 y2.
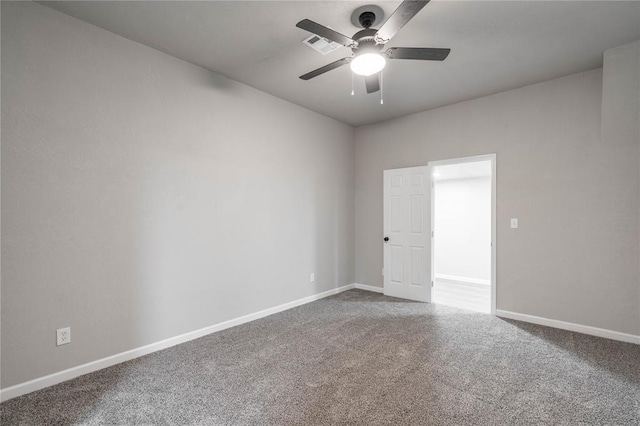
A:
511 218 518 229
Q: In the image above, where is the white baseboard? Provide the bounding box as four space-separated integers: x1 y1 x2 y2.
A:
354 283 384 293
435 273 490 286
0 284 357 402
7 286 633 402
496 310 640 345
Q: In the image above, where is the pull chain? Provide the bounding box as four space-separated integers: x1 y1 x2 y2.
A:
380 70 384 105
351 73 355 96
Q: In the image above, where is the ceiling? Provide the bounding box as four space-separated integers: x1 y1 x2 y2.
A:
41 1 640 127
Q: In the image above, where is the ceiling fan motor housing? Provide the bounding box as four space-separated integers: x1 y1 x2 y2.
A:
352 28 384 55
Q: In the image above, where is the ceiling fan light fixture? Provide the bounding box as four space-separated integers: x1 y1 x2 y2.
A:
350 53 386 76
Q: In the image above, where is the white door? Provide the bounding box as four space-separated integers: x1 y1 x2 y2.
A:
383 165 432 302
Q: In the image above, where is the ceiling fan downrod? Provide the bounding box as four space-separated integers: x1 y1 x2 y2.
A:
358 11 376 29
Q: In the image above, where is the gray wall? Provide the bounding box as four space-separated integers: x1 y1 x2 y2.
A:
601 41 640 329
1 2 354 388
2 0 638 394
434 176 491 282
355 64 640 335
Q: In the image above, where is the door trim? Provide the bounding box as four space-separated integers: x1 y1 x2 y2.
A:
428 154 497 315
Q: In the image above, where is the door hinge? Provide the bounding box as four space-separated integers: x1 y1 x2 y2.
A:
431 230 434 238
431 280 434 287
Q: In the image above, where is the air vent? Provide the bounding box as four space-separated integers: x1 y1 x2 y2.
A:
302 34 341 55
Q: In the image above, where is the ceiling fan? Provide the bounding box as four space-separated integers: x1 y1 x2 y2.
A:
296 0 450 95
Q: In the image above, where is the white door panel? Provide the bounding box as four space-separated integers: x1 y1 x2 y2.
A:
383 166 431 302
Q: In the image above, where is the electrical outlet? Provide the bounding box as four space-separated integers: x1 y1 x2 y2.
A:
57 327 71 346
310 273 315 282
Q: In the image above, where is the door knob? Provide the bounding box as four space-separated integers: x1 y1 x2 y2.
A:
384 237 389 242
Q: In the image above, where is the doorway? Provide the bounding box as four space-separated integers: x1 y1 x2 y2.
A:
382 155 496 312
431 156 495 313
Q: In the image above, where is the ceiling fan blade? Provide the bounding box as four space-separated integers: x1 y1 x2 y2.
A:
299 57 352 80
386 47 450 61
375 1 430 43
296 19 357 48
365 74 380 94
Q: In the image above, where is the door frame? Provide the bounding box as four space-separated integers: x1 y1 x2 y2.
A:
429 154 497 315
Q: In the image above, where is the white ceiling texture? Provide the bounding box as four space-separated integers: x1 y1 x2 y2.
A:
42 1 640 126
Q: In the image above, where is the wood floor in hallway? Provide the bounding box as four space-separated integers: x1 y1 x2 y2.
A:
433 278 491 313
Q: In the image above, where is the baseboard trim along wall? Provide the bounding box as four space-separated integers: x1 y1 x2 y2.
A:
354 282 638 344
1 283 362 402
435 273 491 286
4 287 637 402
353 283 384 293
496 310 640 345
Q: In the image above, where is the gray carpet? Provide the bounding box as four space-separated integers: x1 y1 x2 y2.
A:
1 289 639 425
